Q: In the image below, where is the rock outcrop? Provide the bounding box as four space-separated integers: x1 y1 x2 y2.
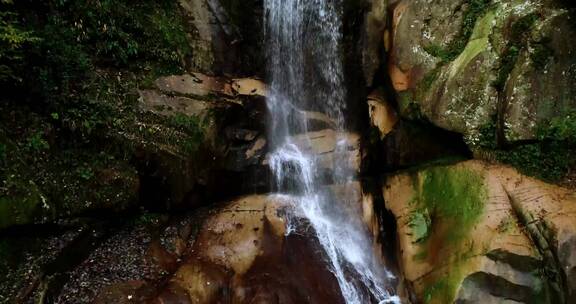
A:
388 0 576 146
178 0 264 75
383 160 576 303
125 72 268 209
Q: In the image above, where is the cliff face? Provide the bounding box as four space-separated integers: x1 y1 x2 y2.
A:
366 0 576 302
1 0 575 303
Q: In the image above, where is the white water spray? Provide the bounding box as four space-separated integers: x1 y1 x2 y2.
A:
264 1 400 303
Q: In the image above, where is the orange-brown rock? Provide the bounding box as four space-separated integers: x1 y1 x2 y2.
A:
155 195 346 304
383 160 576 304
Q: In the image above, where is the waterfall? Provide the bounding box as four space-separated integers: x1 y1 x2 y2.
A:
264 1 400 303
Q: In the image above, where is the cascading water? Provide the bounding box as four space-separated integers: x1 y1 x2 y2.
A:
264 1 400 303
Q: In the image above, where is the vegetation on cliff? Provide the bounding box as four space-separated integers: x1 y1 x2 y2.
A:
0 0 199 229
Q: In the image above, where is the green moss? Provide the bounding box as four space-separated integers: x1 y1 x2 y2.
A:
422 245 477 303
476 112 575 182
424 0 492 63
417 166 486 243
413 249 428 262
421 66 441 90
423 276 460 304
448 9 496 79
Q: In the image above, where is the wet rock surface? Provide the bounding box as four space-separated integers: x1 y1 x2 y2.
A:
154 195 346 304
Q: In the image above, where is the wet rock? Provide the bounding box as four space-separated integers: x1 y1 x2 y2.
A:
139 90 217 119
155 194 346 304
178 0 234 74
231 78 267 97
126 72 269 209
383 160 576 303
362 0 388 86
267 129 361 176
367 118 470 172
155 73 233 98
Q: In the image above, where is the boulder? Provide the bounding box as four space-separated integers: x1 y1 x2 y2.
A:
388 0 576 145
155 194 345 304
383 160 576 303
126 72 268 209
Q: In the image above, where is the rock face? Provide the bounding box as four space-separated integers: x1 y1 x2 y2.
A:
389 0 576 145
383 160 576 303
153 195 345 304
362 0 389 86
128 72 268 209
178 0 264 75
368 89 399 138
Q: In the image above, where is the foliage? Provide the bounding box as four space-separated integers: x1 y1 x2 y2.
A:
47 0 191 67
541 110 576 143
530 40 554 70
26 132 50 152
476 111 576 182
0 8 39 82
1 0 190 110
407 208 431 244
76 166 94 181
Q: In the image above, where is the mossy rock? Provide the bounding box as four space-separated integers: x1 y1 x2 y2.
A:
383 160 573 304
389 0 576 184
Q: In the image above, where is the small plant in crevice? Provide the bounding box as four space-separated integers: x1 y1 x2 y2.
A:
407 208 431 244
